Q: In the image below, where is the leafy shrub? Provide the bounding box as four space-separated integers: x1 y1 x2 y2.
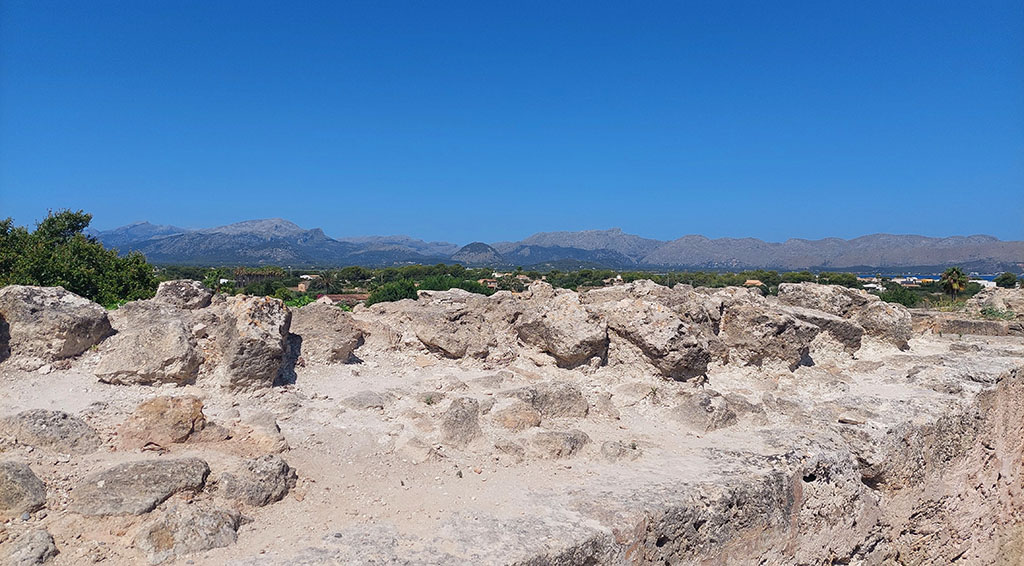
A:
879 284 919 307
284 294 316 308
980 306 1015 320
0 210 157 306
365 280 417 306
418 274 493 295
994 272 1019 288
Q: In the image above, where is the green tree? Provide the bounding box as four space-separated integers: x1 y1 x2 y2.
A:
0 210 158 306
940 267 969 300
879 282 919 307
365 280 417 306
994 272 1019 289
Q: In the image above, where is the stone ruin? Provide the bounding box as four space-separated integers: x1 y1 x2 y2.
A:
0 279 1021 564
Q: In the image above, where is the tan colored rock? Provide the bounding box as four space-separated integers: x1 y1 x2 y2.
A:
118 396 207 450
134 502 241 564
440 397 481 446
515 284 608 368
0 285 112 370
490 400 542 431
96 302 202 386
290 303 364 364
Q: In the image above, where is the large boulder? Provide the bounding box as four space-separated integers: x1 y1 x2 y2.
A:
440 397 482 446
778 282 912 349
0 461 46 519
3 529 57 566
69 458 209 516
718 302 819 369
503 382 589 418
95 302 202 386
134 502 242 564
0 286 112 369
153 280 212 310
211 296 291 390
413 308 493 359
585 296 714 379
965 287 1024 318
0 410 101 455
118 396 208 450
777 305 864 353
218 455 297 506
290 303 364 364
515 284 607 368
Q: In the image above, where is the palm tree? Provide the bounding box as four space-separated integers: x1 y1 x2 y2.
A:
315 270 337 293
941 267 968 300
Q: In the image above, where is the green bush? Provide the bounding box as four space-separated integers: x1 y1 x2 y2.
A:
879 283 919 307
980 306 1015 320
418 274 493 295
0 210 157 307
365 279 417 306
994 272 1019 288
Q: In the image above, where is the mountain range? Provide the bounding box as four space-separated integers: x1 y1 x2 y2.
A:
87 220 1024 273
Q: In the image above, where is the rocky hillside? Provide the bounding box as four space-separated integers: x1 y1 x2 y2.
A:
92 219 1024 270
1 281 1022 564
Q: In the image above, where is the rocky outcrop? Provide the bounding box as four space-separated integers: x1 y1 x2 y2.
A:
95 302 203 385
503 382 589 418
0 461 46 519
290 303 363 364
777 304 864 352
219 455 297 506
3 529 57 566
134 502 242 564
69 458 209 516
718 302 819 369
0 286 112 369
0 410 101 455
118 396 208 450
778 282 912 349
966 287 1024 318
210 296 291 390
440 397 482 446
530 430 590 459
153 279 213 310
515 284 608 368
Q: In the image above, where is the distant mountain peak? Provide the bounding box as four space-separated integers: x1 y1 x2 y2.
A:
203 218 307 237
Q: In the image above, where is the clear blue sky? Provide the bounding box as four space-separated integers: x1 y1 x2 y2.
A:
1 1 1022 243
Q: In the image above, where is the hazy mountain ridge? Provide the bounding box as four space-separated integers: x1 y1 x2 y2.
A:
92 219 1024 271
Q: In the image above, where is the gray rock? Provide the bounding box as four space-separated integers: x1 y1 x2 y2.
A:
290 303 364 364
3 529 57 565
219 455 297 506
777 282 912 349
504 382 589 418
212 295 291 390
153 280 213 310
718 302 819 369
134 502 242 564
440 397 481 446
515 284 607 368
0 286 112 369
341 390 389 410
95 302 202 386
0 461 46 520
600 440 642 462
671 391 739 432
69 458 209 516
530 430 590 459
777 305 864 352
586 296 713 379
0 410 101 455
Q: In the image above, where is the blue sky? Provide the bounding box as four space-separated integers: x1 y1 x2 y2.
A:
1 1 1022 244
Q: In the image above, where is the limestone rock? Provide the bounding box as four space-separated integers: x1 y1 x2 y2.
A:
600 440 642 462
341 390 389 410
530 430 590 459
965 287 1024 318
413 309 493 359
515 285 607 368
586 297 713 379
0 286 112 369
777 305 864 353
118 396 207 450
69 458 209 516
219 455 297 506
134 502 242 564
290 303 364 364
0 461 46 519
153 279 213 310
3 529 57 566
440 397 481 446
243 411 289 454
489 399 542 431
718 302 819 369
672 391 739 432
777 282 912 349
95 302 202 386
504 382 589 418
212 295 291 390
0 410 101 455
